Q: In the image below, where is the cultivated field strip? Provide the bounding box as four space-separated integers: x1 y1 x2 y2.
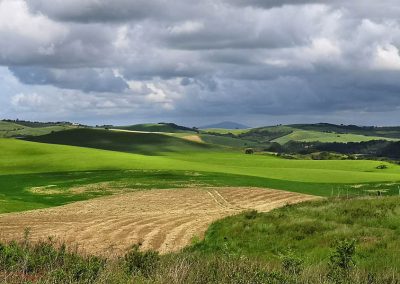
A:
0 187 319 256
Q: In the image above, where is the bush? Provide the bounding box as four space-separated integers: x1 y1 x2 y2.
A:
328 239 356 283
376 164 388 170
245 148 254 154
0 239 105 283
281 252 303 276
123 244 160 277
244 210 258 220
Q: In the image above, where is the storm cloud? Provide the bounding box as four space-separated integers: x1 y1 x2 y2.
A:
1 0 400 126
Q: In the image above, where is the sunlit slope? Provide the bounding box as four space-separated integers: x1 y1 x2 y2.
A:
0 121 72 138
1 139 400 184
205 124 399 144
273 129 398 144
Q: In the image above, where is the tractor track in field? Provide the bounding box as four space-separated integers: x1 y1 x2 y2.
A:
0 187 320 256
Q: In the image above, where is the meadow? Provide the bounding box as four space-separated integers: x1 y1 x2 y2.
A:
1 128 400 214
272 129 398 144
1 122 400 283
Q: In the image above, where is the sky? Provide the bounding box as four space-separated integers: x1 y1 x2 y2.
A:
1 0 400 127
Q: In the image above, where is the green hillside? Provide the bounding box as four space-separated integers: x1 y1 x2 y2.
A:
114 123 195 133
293 123 400 139
2 123 400 215
199 134 257 148
0 120 73 138
2 138 400 184
204 124 399 145
272 129 397 144
191 196 400 279
1 136 400 213
202 128 250 135
24 128 212 155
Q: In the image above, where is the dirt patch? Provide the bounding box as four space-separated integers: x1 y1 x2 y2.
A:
181 135 204 143
0 187 320 257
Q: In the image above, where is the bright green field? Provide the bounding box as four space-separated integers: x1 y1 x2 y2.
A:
273 129 398 144
2 127 400 214
2 138 400 184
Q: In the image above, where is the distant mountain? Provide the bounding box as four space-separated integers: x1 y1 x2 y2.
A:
200 121 249 129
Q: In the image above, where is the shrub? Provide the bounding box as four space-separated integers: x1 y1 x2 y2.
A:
328 239 356 283
281 252 303 276
376 164 388 170
244 210 258 220
245 148 254 154
123 244 160 277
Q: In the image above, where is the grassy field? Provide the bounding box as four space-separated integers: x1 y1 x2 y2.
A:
292 123 400 139
1 123 400 283
1 135 400 213
199 134 257 147
3 137 400 184
203 124 399 145
191 196 400 275
273 129 398 144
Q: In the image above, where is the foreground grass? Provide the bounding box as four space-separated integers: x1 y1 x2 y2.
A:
191 196 400 274
1 196 399 283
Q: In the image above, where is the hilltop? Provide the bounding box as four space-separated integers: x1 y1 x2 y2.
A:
114 122 197 133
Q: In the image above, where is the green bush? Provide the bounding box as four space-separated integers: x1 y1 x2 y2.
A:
244 209 258 220
281 252 303 276
123 244 160 277
328 239 356 283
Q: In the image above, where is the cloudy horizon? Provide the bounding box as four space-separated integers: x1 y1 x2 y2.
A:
1 0 400 127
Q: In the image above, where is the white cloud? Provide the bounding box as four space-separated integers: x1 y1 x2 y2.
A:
11 93 45 109
0 0 67 63
169 21 204 35
373 44 400 70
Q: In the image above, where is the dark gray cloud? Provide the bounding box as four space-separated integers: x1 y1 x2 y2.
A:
27 0 204 23
10 67 129 93
1 0 400 125
28 0 168 22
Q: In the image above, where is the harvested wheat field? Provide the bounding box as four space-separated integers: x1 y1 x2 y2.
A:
0 187 319 256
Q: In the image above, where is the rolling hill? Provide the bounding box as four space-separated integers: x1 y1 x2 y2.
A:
114 122 196 133
0 120 74 138
24 128 212 155
203 124 399 145
272 129 398 144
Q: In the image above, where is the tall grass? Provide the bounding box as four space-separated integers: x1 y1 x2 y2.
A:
1 197 400 283
1 240 398 283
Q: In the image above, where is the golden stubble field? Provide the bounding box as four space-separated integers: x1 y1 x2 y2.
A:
0 187 319 257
